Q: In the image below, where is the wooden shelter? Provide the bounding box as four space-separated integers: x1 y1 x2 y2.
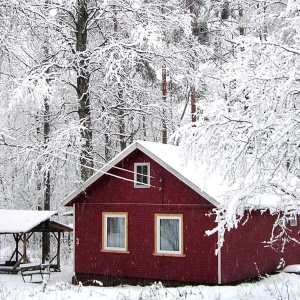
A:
0 209 72 273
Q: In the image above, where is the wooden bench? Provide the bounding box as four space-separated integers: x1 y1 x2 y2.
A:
19 263 50 282
0 260 21 274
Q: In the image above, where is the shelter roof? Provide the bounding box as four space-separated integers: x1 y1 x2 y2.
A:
0 209 72 234
32 220 73 233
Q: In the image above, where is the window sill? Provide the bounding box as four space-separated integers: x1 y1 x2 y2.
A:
153 252 186 258
134 185 150 189
101 249 130 254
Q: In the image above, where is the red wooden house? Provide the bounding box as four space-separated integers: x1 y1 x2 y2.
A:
62 141 300 285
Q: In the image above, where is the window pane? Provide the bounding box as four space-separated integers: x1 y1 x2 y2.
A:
290 215 297 226
159 219 179 251
136 165 148 185
107 217 125 248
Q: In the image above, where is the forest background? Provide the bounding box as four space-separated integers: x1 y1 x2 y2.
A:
0 0 299 249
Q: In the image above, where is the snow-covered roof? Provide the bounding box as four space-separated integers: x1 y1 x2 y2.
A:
62 140 220 207
0 209 58 233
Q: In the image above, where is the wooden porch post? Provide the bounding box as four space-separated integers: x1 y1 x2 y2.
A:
15 234 18 261
57 232 61 270
22 233 27 263
14 234 19 262
42 233 45 263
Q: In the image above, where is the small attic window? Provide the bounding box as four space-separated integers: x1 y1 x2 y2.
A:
134 163 150 188
290 215 297 227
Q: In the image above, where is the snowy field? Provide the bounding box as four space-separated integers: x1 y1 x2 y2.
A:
1 266 300 300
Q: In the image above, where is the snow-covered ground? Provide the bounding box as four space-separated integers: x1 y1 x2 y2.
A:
1 265 300 300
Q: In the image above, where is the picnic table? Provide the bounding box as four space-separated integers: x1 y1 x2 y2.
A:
0 260 22 274
19 263 50 282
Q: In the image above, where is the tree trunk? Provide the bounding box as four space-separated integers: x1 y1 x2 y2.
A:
43 96 50 211
118 88 126 151
113 7 126 151
76 0 94 181
189 0 197 123
162 65 167 143
43 96 51 261
238 6 245 36
160 4 168 143
42 2 51 261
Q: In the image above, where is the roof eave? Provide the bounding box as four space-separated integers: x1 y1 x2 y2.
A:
137 143 220 207
62 141 219 207
62 142 139 206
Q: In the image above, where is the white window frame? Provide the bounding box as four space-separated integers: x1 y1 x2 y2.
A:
134 163 150 188
102 212 128 252
155 214 183 256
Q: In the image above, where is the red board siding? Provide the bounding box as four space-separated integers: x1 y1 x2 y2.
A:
221 211 300 283
78 150 211 207
75 203 218 284
73 149 218 284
